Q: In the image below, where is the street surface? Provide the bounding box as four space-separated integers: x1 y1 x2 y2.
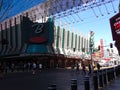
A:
0 68 120 90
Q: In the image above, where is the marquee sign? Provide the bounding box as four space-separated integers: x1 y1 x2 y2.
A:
30 23 47 43
110 12 120 41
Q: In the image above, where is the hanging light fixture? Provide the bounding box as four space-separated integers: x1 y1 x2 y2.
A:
103 2 110 15
110 0 117 13
91 6 98 18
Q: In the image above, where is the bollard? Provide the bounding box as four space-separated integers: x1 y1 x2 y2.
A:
115 67 119 77
98 70 104 88
109 68 113 81
93 71 98 90
84 76 90 90
48 84 56 90
71 79 77 90
118 66 120 76
114 67 116 79
112 68 115 80
103 69 107 85
107 69 111 82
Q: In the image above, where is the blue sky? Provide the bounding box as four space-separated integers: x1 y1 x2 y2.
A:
80 0 119 45
55 0 119 52
0 0 46 22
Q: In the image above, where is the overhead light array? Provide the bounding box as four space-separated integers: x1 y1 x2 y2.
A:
110 0 117 13
52 0 117 25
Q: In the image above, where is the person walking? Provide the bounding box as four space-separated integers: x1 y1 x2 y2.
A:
88 64 92 75
11 63 15 72
75 62 80 74
39 63 42 72
97 63 101 71
82 62 86 75
32 62 37 74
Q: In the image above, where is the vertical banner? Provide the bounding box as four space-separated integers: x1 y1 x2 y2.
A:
16 15 22 52
110 12 120 41
21 16 32 43
9 19 13 53
110 12 120 55
67 31 70 49
1 22 5 55
20 16 33 53
14 17 18 53
6 19 11 54
53 26 56 49
11 17 16 53
4 21 7 54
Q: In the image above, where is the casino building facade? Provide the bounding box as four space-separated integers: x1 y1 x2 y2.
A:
0 2 91 68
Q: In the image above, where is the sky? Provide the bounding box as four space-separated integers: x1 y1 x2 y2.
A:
55 0 119 54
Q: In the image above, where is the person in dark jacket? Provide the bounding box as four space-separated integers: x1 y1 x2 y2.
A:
88 64 92 74
97 63 101 71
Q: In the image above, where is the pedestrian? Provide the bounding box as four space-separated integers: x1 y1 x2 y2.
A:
97 63 101 71
88 64 91 75
71 64 75 70
32 62 36 74
76 63 79 71
82 63 86 75
39 63 42 72
27 62 31 72
11 63 15 72
23 63 27 72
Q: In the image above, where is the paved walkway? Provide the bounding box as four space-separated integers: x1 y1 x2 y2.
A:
102 77 120 90
0 69 120 90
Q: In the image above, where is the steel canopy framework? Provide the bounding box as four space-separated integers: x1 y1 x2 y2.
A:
46 0 116 18
53 0 116 18
0 0 117 23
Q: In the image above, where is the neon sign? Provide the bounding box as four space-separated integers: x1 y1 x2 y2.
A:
32 23 44 34
110 12 120 40
30 23 47 43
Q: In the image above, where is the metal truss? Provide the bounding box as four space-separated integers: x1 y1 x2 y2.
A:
52 0 117 20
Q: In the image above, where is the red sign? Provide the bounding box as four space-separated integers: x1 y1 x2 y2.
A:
110 12 120 40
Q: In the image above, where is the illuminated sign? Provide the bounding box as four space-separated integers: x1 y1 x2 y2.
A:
32 23 44 34
30 23 47 43
110 12 120 40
